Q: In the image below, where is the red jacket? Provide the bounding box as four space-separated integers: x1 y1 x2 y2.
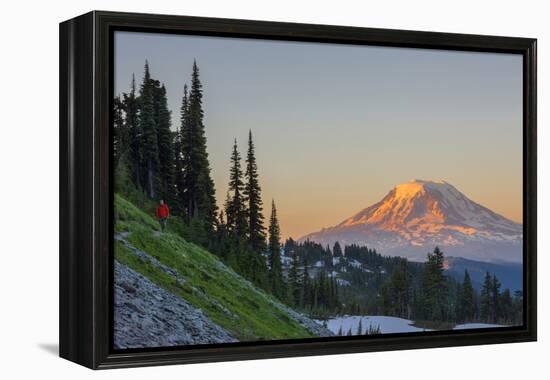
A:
156 204 170 219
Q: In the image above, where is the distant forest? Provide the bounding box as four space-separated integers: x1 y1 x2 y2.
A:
113 60 522 329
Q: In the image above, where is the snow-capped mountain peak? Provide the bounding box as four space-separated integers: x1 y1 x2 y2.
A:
300 180 522 263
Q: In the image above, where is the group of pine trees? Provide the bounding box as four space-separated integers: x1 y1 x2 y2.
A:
214 131 284 295
114 61 212 217
479 271 523 324
282 239 392 317
378 246 523 326
283 239 349 316
284 238 523 325
114 63 176 204
113 60 292 302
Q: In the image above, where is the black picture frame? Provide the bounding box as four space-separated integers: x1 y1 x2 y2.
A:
59 10 537 369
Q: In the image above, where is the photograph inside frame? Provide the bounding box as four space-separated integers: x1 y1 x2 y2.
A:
112 30 524 350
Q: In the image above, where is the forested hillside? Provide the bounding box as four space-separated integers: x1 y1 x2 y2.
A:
280 239 523 328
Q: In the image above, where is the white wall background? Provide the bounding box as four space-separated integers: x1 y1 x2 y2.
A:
0 0 547 377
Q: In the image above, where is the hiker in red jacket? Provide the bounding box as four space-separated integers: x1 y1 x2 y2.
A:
155 200 170 232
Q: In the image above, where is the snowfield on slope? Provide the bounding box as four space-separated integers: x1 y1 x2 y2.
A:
454 323 504 330
319 315 505 335
319 315 432 334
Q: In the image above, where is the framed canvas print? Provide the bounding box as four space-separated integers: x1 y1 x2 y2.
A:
59 11 537 369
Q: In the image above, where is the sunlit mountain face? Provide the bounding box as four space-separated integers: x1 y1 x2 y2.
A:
300 180 522 263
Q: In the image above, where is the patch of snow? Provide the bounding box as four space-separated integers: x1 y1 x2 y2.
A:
336 279 351 286
321 315 432 334
319 315 507 335
453 323 504 330
280 256 293 265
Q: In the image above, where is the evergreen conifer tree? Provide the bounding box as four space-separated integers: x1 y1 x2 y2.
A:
268 200 284 299
190 61 217 225
176 84 190 215
154 84 175 203
491 274 501 324
512 290 523 325
138 61 160 198
179 61 217 227
301 256 311 308
422 246 447 321
174 85 188 215
480 271 492 323
225 139 247 237
500 288 513 324
244 130 267 253
287 250 300 306
460 270 476 322
123 74 141 190
384 260 410 318
333 241 343 257
113 95 127 170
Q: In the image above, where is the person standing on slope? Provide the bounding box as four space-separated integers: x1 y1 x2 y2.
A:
155 200 170 232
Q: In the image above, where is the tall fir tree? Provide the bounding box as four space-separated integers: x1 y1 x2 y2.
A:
500 288 513 324
113 95 127 170
174 85 188 215
225 139 248 237
480 271 492 323
244 130 267 253
512 290 523 325
178 61 217 227
154 83 175 203
422 246 447 321
287 250 301 306
189 60 217 224
380 260 410 318
459 270 476 322
123 74 141 190
268 200 284 299
333 241 343 257
300 256 311 308
138 61 160 198
491 274 502 323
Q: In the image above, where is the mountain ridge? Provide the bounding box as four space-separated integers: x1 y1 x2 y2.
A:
300 180 522 263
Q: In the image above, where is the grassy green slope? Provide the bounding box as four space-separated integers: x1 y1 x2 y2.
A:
114 194 313 341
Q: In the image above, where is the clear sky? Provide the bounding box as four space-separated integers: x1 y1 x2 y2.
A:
114 31 523 240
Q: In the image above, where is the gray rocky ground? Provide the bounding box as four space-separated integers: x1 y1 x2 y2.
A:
114 260 237 349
